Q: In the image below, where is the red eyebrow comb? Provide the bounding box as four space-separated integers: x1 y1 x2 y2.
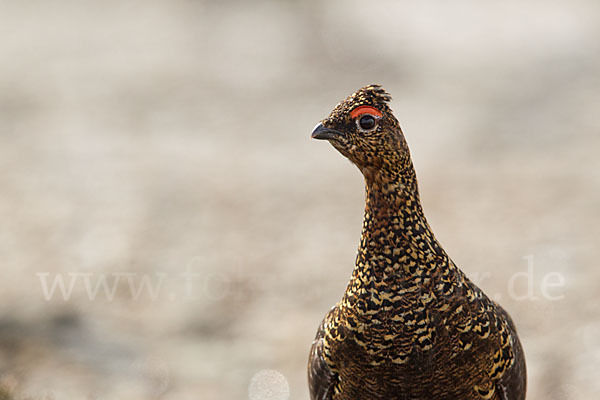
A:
350 105 382 119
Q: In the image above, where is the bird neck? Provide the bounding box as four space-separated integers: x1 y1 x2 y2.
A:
351 162 448 290
364 163 422 224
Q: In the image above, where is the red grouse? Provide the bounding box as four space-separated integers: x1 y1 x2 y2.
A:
308 85 526 399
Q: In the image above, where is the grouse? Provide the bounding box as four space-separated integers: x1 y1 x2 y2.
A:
308 85 526 400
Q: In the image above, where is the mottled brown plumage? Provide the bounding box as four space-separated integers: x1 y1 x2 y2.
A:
308 85 526 399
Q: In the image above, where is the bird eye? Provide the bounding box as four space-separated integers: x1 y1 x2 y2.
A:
358 115 376 131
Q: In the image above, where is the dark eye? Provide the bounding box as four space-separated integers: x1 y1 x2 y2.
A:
358 115 376 130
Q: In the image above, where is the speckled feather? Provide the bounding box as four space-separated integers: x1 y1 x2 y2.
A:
308 85 526 400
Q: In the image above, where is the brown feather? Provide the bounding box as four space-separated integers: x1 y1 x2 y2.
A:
308 85 527 400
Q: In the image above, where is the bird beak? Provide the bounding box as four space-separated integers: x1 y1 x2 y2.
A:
311 123 344 140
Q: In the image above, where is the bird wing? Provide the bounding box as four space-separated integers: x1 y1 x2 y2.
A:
495 304 527 400
308 307 337 400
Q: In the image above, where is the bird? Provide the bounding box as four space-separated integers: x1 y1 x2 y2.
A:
308 85 526 400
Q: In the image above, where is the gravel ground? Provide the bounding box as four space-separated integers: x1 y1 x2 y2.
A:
1 1 599 399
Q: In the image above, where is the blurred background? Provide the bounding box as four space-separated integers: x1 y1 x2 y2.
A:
1 0 599 399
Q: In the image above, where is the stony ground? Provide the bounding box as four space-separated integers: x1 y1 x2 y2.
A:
1 1 599 399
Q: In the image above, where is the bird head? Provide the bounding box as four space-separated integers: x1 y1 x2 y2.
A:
311 85 410 179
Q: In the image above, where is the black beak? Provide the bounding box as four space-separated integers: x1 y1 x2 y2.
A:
311 123 344 140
